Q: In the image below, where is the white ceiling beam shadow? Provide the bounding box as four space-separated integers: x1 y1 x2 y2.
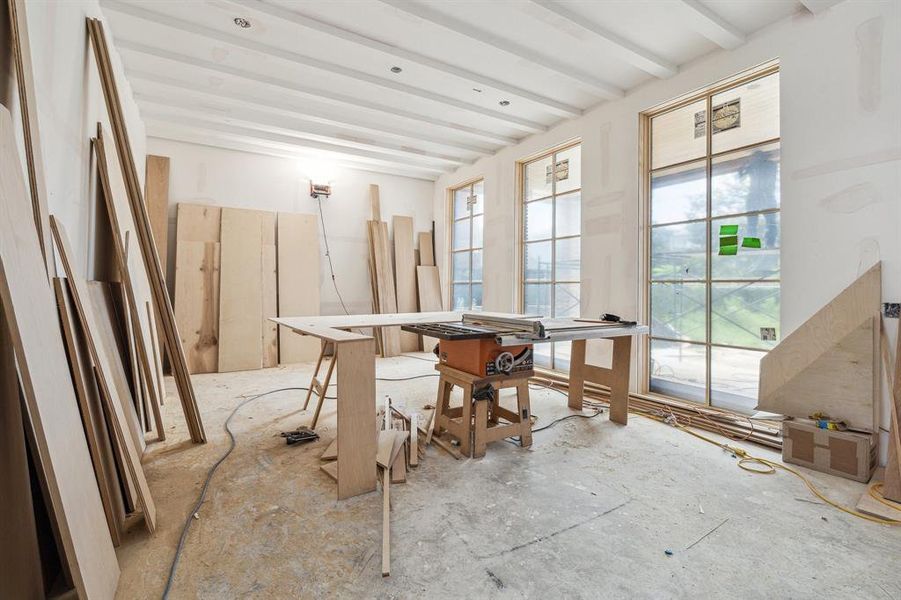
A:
798 0 844 15
228 0 582 119
146 124 440 181
129 70 495 157
115 39 519 147
678 0 745 49
378 0 624 100
527 0 677 78
135 94 468 167
142 109 451 173
101 0 546 134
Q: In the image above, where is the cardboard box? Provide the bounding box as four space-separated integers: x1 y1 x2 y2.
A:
782 419 877 482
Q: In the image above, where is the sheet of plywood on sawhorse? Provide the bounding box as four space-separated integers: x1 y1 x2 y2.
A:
0 108 119 598
278 212 321 363
174 241 220 373
368 220 401 356
218 207 263 372
393 216 420 352
88 18 205 443
51 216 158 534
758 262 881 431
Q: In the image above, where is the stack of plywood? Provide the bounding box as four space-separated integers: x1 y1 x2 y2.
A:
366 184 401 356
174 203 321 374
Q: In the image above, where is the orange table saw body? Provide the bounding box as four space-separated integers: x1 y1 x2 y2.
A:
437 337 533 378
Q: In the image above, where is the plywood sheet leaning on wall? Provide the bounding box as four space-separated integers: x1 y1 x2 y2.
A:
175 242 221 374
393 216 419 352
418 232 434 267
758 262 881 431
277 212 321 363
218 208 263 372
368 220 401 356
0 107 119 598
144 155 170 294
51 217 158 534
87 18 205 443
259 211 278 368
416 265 443 351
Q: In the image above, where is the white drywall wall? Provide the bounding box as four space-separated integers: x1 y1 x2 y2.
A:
5 0 146 278
433 1 900 459
147 138 435 316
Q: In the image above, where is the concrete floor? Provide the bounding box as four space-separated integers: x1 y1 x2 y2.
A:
117 354 901 599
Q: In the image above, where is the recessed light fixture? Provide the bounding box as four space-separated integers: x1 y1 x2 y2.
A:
499 100 510 106
390 66 403 73
233 17 251 29
472 88 483 93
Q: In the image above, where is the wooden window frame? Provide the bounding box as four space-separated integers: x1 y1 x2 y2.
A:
447 177 484 311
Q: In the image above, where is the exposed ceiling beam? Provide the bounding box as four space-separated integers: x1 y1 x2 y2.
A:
226 0 582 119
378 0 624 100
136 94 468 167
141 109 452 172
128 70 495 157
145 125 439 181
798 0 844 15
102 0 546 134
115 39 519 147
143 115 448 176
678 0 745 49
527 0 677 78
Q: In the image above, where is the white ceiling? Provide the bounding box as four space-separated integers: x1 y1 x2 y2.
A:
101 0 812 181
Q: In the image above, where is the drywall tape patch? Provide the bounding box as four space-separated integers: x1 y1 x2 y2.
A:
856 17 884 113
819 182 880 214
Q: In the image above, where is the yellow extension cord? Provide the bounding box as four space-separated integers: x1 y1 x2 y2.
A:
672 420 901 526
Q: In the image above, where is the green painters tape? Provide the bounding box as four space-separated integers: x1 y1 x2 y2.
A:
719 245 738 256
742 237 761 248
719 235 738 247
719 224 738 236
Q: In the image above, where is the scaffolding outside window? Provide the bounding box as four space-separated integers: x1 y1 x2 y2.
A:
450 179 484 311
520 142 581 371
645 67 780 413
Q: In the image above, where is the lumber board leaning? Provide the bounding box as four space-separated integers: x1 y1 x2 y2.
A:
94 128 165 439
218 208 263 372
0 107 118 599
144 155 170 292
369 221 401 356
262 242 278 368
9 0 53 277
50 217 158 534
54 278 126 545
418 232 435 267
0 311 43 598
87 18 205 443
174 241 220 374
393 216 419 352
277 212 320 364
757 263 881 431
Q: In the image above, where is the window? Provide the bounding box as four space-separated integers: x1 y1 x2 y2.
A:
450 179 483 311
520 143 581 370
645 68 780 413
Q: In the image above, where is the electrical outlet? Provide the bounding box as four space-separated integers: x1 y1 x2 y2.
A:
884 303 901 319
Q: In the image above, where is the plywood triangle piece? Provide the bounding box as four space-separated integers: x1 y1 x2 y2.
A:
759 318 878 431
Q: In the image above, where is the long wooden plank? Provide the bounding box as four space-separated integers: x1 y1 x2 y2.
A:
369 221 401 356
50 216 157 534
9 0 52 276
393 216 419 352
174 242 220 374
336 338 377 499
87 18 205 443
218 208 263 372
262 243 278 367
144 155 170 287
54 278 125 545
0 107 118 598
0 311 43 598
277 212 321 363
94 129 165 439
416 266 443 311
418 232 434 267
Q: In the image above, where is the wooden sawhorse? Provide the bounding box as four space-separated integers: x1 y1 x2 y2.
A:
304 341 336 429
567 336 632 425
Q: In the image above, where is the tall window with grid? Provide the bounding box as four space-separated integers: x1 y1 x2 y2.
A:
450 180 484 311
646 68 780 413
521 143 581 370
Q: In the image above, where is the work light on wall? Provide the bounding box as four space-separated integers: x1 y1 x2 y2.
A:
310 182 332 199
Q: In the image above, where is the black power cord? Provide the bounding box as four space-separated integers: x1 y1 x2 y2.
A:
316 195 351 316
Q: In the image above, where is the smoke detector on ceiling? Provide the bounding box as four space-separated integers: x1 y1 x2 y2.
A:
233 17 251 29
390 66 403 73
